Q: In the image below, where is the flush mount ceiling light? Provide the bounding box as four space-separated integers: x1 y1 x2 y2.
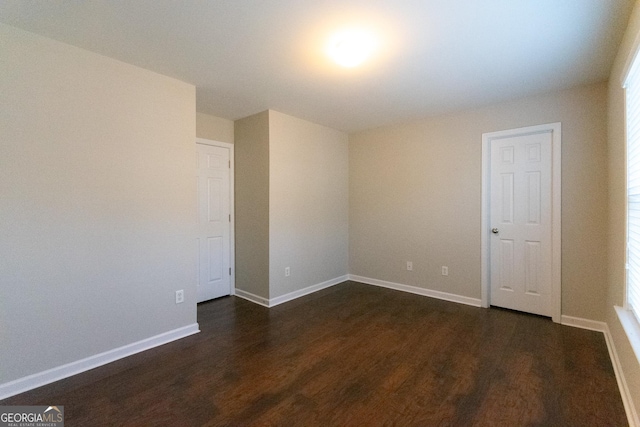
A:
327 29 377 68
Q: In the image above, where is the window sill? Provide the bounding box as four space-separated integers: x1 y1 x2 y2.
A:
615 305 640 365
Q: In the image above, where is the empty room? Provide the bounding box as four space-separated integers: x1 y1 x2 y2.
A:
1 0 640 425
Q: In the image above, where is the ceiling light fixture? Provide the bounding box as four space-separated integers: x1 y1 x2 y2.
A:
327 29 377 68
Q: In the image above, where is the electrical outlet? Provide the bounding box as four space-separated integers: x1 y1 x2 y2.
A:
285 267 290 277
175 289 184 304
442 266 449 276
407 261 413 271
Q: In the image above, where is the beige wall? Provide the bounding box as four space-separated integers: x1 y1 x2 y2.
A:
0 24 196 384
196 112 234 143
234 110 349 300
350 82 608 320
269 111 349 298
608 0 640 414
234 111 270 299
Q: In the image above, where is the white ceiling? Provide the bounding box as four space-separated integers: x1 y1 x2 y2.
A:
0 1 634 132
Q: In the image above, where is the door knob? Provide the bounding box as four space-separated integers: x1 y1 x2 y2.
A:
491 228 499 234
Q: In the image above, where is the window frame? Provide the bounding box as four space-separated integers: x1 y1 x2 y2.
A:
620 35 640 366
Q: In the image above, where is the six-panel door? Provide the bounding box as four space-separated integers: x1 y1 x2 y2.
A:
490 131 553 316
197 143 231 303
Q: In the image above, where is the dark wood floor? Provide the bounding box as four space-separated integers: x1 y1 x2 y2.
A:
2 281 627 426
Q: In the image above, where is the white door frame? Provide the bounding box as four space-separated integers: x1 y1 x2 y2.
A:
480 123 562 323
196 138 235 296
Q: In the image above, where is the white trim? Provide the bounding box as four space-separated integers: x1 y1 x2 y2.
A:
481 122 562 323
551 123 562 323
234 288 270 307
195 138 235 297
269 275 348 307
235 276 349 308
481 135 491 309
560 315 607 332
625 86 631 313
605 315 640 427
0 323 200 400
349 275 482 307
616 305 640 366
621 40 640 427
236 275 482 308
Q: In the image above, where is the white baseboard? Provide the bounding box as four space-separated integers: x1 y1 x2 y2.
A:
0 323 200 401
235 275 349 308
604 306 640 427
237 275 481 309
349 274 482 307
560 315 607 332
234 288 270 307
269 275 348 307
603 321 640 427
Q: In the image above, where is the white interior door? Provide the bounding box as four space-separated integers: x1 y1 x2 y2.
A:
197 143 231 302
488 129 555 317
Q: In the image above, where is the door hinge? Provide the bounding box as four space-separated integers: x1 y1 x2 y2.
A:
229 267 231 275
229 160 231 168
229 214 231 222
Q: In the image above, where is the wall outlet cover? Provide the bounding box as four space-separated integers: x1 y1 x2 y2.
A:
175 290 185 304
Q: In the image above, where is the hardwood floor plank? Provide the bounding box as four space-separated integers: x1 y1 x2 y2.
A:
1 281 627 426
